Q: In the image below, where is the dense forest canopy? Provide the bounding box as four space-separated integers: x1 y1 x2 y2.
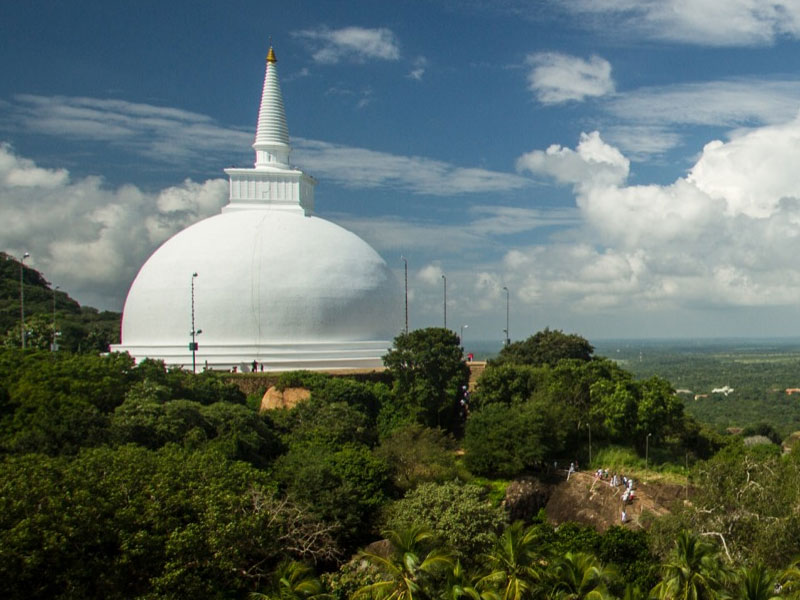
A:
5 260 800 598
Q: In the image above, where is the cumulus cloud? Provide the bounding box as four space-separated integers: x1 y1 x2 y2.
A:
516 131 629 188
564 0 800 46
293 26 401 64
0 143 226 309
507 113 800 315
526 52 614 104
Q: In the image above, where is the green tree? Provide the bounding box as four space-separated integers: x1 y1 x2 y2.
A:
355 525 454 600
477 521 541 600
383 328 470 433
732 563 780 600
382 481 507 566
652 531 729 600
251 560 332 600
546 551 618 600
471 363 545 410
275 442 390 550
464 401 563 478
492 329 594 368
375 424 458 491
0 445 300 599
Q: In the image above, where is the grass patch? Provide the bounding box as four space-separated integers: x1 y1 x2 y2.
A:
468 476 510 506
589 445 687 485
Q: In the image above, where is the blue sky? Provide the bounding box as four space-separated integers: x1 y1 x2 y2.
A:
5 0 800 343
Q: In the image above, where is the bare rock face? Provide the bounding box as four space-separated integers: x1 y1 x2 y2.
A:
504 477 552 522
260 386 311 411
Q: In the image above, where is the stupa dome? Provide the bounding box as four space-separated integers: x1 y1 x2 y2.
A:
111 48 401 370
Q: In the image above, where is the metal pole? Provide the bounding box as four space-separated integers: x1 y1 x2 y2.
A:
20 252 29 349
588 423 592 465
442 274 447 329
646 432 652 470
401 256 408 334
503 286 509 346
191 272 198 373
52 285 59 351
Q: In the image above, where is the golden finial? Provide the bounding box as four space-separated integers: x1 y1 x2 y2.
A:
267 46 277 63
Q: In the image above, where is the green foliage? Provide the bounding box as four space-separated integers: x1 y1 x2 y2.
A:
375 423 459 492
471 363 545 409
355 525 454 600
275 441 390 549
597 340 800 437
283 399 375 449
652 531 729 600
477 521 541 600
383 328 470 433
597 527 659 591
381 481 507 565
0 445 288 599
650 443 800 567
492 328 594 367
463 400 565 478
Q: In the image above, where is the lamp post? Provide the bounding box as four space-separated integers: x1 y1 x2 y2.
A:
442 274 447 329
190 272 201 373
502 285 509 346
401 256 408 334
51 285 59 352
20 252 30 349
646 432 652 470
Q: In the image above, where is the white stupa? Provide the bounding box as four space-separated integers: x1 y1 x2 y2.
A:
111 48 401 371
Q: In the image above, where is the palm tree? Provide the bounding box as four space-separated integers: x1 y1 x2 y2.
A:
477 521 541 600
546 551 618 600
355 525 454 600
651 531 729 600
250 560 331 600
443 560 497 600
733 563 780 600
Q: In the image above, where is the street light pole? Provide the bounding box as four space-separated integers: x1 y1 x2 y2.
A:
442 274 447 329
52 285 59 352
401 256 408 334
190 272 199 373
503 285 509 346
20 252 30 349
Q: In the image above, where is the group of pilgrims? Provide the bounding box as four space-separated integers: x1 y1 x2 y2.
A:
565 462 637 524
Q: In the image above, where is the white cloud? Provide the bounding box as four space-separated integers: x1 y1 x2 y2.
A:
605 80 800 128
506 113 800 315
418 263 445 286
292 26 401 64
515 131 629 188
6 94 252 167
603 125 683 160
2 95 529 198
408 56 428 81
0 143 226 309
526 52 614 104
564 0 800 46
294 138 531 196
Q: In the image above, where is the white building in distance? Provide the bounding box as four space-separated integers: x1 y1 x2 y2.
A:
111 48 401 371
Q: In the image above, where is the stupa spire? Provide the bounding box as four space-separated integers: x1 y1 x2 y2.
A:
253 46 290 168
224 47 316 215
